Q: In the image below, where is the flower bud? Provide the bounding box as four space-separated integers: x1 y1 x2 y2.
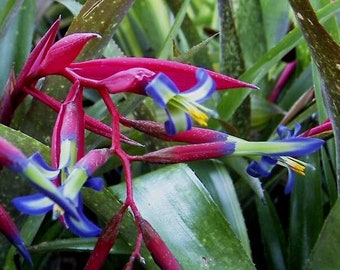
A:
132 142 235 164
0 204 32 264
84 212 123 270
121 118 228 143
99 68 155 94
140 218 182 270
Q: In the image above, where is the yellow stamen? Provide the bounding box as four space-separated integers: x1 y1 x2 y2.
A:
188 107 209 126
279 157 306 175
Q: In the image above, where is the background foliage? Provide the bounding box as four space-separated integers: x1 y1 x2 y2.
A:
0 0 339 269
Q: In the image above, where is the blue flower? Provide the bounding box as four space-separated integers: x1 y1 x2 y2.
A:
146 68 217 135
11 84 110 237
13 149 109 237
245 123 323 194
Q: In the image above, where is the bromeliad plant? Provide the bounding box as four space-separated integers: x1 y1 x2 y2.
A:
0 17 327 269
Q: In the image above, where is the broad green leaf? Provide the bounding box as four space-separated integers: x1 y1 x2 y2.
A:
84 164 255 269
0 124 50 158
305 198 340 270
0 0 23 36
190 160 251 257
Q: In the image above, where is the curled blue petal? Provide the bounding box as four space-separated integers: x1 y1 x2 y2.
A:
277 123 301 139
84 177 104 191
247 156 277 178
13 193 53 215
63 196 101 237
146 73 179 108
284 168 295 194
180 69 216 103
64 212 101 237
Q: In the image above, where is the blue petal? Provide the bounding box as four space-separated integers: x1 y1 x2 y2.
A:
247 156 277 178
84 177 104 191
13 193 53 215
277 123 301 139
63 196 101 237
270 138 324 157
14 241 32 265
22 164 79 220
165 105 192 135
180 69 216 103
146 73 179 108
284 168 295 194
64 212 101 237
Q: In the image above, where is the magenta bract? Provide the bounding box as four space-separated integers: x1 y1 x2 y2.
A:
69 57 257 93
38 33 100 76
16 18 61 86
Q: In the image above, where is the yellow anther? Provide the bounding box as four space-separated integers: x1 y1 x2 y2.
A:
188 107 209 126
280 157 306 175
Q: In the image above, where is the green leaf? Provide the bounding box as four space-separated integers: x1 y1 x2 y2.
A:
56 0 82 16
235 0 267 68
305 198 340 270
157 0 190 59
256 194 287 270
288 154 323 269
0 0 35 92
115 0 171 57
166 0 214 68
190 160 251 257
260 0 290 49
28 237 131 254
84 164 254 269
217 0 340 122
